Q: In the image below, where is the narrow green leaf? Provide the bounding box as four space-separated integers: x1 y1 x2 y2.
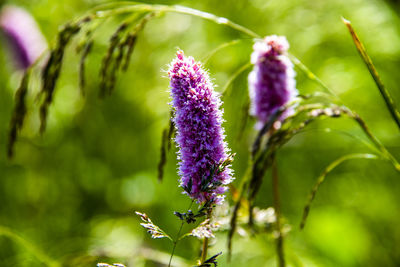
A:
288 53 340 100
300 153 380 229
222 62 252 98
343 18 400 131
0 225 60 267
202 39 245 64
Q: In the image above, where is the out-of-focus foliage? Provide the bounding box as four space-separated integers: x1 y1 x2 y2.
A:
0 0 399 266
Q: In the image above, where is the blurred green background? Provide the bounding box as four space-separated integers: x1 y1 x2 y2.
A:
1 0 400 266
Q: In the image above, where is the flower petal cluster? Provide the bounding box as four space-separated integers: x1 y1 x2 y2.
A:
0 5 47 70
168 50 233 204
248 35 297 128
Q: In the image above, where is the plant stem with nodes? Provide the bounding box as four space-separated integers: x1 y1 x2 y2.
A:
168 200 195 267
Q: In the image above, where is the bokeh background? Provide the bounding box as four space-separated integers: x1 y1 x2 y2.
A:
1 0 400 266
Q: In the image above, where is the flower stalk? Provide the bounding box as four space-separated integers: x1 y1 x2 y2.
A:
168 200 195 267
200 208 212 264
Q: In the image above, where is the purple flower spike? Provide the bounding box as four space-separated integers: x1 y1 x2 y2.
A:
0 5 47 70
248 35 297 128
168 50 233 204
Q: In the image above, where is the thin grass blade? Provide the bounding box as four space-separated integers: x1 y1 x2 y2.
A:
300 153 379 229
222 62 252 98
342 18 400 131
0 225 60 267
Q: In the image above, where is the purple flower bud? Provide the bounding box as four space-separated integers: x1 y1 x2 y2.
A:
248 35 297 128
0 5 47 70
168 50 233 204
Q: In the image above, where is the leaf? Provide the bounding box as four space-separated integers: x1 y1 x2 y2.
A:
300 153 379 229
196 252 222 267
221 62 252 98
288 53 339 99
202 39 243 64
247 104 354 216
135 211 172 240
0 225 60 267
343 18 400 131
183 177 193 194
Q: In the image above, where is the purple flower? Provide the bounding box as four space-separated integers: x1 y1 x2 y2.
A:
248 35 297 128
0 5 47 70
168 50 233 204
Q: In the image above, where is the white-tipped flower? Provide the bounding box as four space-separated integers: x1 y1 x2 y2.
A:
249 35 297 128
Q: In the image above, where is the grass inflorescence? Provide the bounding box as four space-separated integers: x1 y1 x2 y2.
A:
7 71 30 158
40 16 92 133
99 12 155 97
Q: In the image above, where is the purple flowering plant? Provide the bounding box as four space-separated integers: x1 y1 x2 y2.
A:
169 50 233 204
248 35 297 128
3 2 400 267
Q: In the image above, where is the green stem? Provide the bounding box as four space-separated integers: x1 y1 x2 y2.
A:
168 200 194 267
351 113 400 171
288 54 341 101
228 157 253 260
93 4 260 38
272 156 285 267
300 153 379 229
222 62 253 97
202 39 251 64
200 208 213 264
200 235 210 263
168 221 185 267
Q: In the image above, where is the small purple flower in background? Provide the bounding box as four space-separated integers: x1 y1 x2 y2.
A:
0 5 47 70
168 50 233 204
248 35 297 128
